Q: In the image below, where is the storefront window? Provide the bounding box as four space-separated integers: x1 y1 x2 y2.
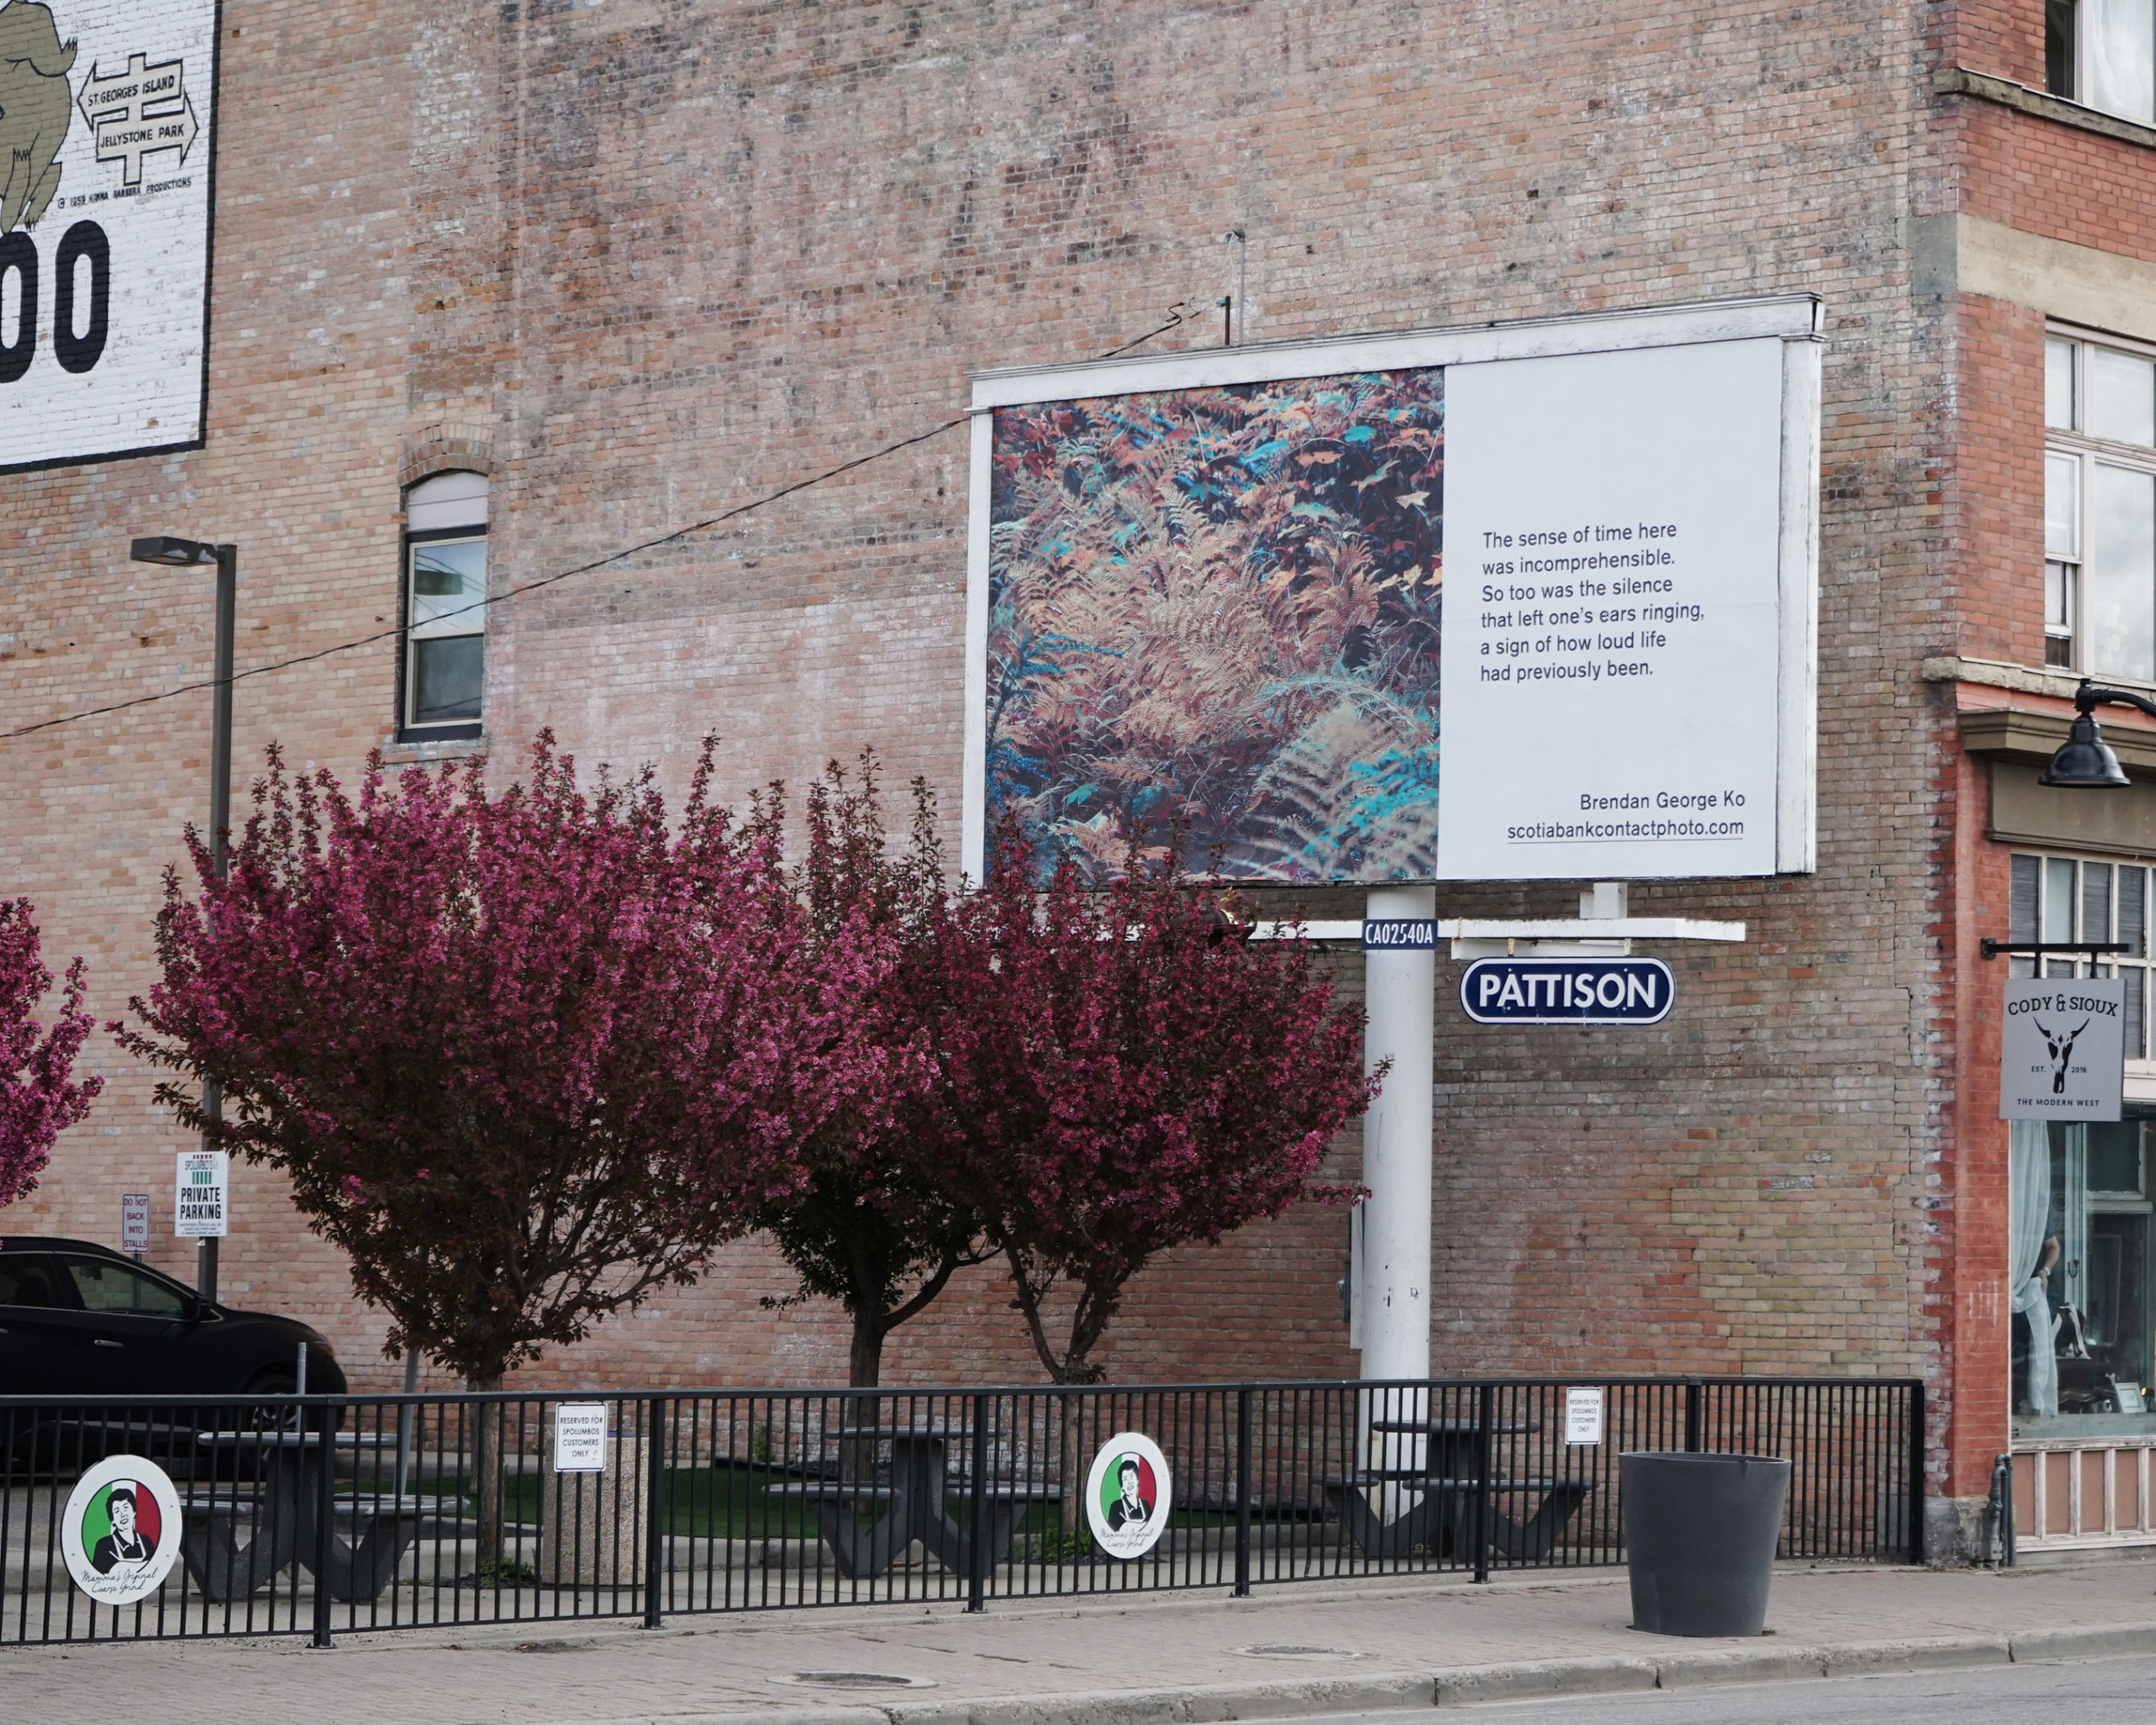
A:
2013 1119 2156 1435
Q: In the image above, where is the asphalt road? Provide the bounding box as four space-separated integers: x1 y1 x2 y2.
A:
1325 1652 2156 1721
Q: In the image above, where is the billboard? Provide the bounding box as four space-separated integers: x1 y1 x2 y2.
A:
0 0 216 473
963 296 1821 884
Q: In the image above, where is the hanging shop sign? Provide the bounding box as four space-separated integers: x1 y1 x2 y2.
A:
1459 957 1673 1026
0 0 218 473
1084 1430 1172 1561
2000 977 2124 1121
61 1454 184 1605
173 1148 226 1237
963 295 1821 887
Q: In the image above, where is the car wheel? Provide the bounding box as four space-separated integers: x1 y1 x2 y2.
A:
242 1368 304 1437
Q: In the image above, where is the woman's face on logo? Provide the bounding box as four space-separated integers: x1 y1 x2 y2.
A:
1118 1464 1141 1507
109 1494 136 1534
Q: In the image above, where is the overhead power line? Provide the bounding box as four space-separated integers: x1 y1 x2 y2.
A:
2 299 1216 746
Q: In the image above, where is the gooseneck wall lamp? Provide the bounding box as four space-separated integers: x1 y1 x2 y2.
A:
2040 677 2156 790
130 534 237 1304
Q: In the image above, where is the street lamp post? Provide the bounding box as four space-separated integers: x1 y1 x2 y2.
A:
130 535 237 1304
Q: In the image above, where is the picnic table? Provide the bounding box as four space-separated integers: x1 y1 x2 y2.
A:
180 1430 420 1602
1321 1418 1594 1562
765 1423 1060 1579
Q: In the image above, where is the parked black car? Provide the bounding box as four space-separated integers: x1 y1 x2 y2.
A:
0 1236 346 1399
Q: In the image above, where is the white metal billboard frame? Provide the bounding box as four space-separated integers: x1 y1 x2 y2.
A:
962 291 1824 884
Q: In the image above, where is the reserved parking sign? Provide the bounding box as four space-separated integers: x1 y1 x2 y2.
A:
552 1404 609 1472
173 1150 227 1238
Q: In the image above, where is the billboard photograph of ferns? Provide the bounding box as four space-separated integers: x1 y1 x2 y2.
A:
985 367 1444 883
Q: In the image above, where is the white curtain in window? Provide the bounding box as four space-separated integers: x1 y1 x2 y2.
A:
2009 1119 2059 1418
2088 0 2156 123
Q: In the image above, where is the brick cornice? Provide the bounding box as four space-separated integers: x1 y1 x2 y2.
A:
1934 66 2156 152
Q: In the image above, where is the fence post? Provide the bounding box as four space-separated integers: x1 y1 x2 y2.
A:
312 1394 335 1648
1684 1379 1703 1452
967 1392 990 1613
1907 1381 1925 1562
1471 1382 1492 1584
1234 1385 1252 1597
643 1397 666 1629
1997 1450 2017 1568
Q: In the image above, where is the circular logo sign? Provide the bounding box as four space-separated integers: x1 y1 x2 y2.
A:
61 1455 184 1605
1084 1430 1171 1560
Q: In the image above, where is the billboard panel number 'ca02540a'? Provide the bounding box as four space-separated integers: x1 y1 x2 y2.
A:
0 0 216 473
962 296 1821 888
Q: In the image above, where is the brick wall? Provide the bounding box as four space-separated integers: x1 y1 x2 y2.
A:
3 0 1983 1514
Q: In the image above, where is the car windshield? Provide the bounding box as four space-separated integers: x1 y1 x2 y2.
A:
0 1257 65 1308
62 1258 189 1320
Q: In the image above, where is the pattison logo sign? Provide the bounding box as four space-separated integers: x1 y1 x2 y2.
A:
1459 957 1673 1026
2000 978 2124 1121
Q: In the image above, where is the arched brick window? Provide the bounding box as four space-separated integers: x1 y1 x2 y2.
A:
401 470 488 739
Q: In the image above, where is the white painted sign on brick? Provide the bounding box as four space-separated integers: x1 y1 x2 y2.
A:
0 0 216 473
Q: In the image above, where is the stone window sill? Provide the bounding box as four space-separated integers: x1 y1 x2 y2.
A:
379 732 484 767
1935 66 2156 152
1919 652 2156 703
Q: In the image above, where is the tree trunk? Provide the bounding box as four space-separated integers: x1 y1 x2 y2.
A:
849 1314 885 1389
1059 1391 1085 1538
467 1366 506 1579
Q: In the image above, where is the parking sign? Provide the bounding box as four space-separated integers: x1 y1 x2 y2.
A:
120 1193 150 1254
174 1150 227 1238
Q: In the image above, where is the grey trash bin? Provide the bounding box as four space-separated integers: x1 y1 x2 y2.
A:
1620 1451 1790 1637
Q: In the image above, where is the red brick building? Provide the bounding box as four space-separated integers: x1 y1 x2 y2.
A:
7 0 2156 1559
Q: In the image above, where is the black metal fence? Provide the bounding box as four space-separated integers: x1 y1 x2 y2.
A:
0 1375 1921 1645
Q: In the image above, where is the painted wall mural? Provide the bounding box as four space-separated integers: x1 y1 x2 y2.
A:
985 368 1444 884
0 0 216 472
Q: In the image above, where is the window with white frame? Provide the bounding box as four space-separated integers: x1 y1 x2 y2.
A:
2048 0 2156 123
2045 332 2156 678
2010 850 2154 1061
402 471 488 737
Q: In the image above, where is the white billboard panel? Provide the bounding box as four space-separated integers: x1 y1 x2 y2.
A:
0 0 217 473
1437 340 1786 879
963 295 1822 884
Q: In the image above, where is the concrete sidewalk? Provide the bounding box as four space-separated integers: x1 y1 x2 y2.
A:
6 1562 2156 1724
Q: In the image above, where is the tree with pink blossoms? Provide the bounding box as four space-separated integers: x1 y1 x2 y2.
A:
0 900 104 1209
119 736 894 1397
921 830 1375 1386
756 761 989 1388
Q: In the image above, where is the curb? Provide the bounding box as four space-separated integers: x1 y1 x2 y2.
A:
520 1621 2156 1725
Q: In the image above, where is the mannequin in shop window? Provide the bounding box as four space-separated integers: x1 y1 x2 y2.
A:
2014 1234 2064 1418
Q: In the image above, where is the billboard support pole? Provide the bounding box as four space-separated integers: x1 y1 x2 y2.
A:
1359 884 1434 1386
1358 885 1434 1510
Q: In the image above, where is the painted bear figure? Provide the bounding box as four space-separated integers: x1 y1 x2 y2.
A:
0 0 75 232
